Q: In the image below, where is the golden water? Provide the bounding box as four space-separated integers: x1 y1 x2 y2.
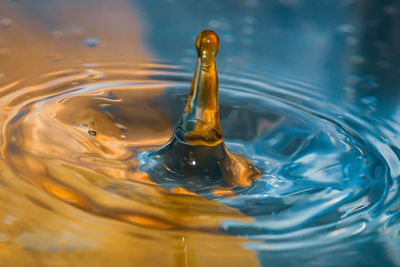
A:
0 2 259 266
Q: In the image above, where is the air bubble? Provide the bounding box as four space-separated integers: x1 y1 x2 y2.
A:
88 130 97 136
85 38 100 48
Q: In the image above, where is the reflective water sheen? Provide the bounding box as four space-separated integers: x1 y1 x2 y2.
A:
1 0 400 267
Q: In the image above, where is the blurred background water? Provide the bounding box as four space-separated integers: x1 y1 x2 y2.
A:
0 0 399 266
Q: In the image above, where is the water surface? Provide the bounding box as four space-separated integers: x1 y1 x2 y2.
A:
0 0 400 266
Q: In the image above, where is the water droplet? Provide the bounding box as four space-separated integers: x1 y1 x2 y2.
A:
84 38 100 48
336 24 356 34
0 18 13 28
90 121 94 126
88 130 97 136
82 123 88 127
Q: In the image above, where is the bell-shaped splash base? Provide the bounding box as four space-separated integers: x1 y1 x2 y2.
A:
138 30 261 192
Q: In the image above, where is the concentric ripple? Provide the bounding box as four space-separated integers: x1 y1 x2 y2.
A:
0 62 399 265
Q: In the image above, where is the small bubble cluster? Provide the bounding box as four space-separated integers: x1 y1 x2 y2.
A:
79 122 97 136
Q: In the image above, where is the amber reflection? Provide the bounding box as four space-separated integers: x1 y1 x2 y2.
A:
0 1 259 266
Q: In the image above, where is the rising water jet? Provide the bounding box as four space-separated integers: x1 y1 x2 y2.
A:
139 30 261 191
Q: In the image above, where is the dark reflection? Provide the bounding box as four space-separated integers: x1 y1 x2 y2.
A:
343 1 400 114
133 1 400 266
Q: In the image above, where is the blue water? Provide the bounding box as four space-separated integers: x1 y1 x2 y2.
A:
133 1 400 264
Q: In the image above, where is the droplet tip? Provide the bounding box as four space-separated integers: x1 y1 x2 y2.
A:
196 29 219 56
